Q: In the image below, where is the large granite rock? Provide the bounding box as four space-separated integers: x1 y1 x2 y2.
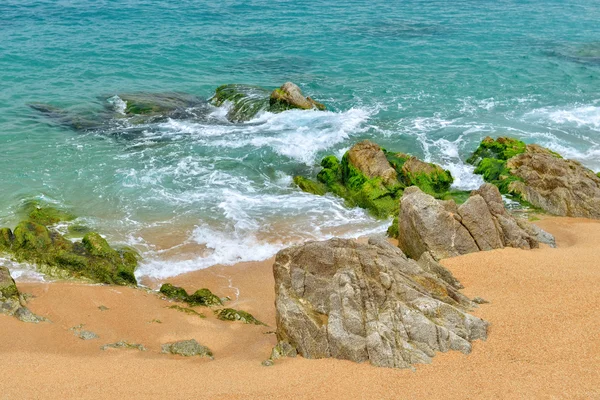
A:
398 184 544 261
0 266 45 323
273 237 488 369
468 137 600 219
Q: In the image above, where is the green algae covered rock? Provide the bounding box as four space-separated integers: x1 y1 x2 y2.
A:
210 84 271 122
214 308 266 325
159 284 223 306
20 201 76 226
210 82 326 123
467 137 600 218
0 221 138 286
118 92 203 116
294 140 455 219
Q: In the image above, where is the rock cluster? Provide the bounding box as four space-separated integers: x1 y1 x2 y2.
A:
0 266 45 323
295 140 457 218
468 136 600 219
273 237 488 369
397 184 549 261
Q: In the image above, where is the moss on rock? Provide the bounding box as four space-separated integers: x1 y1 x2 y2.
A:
293 176 327 196
159 284 222 306
20 200 75 226
466 136 530 198
294 141 454 219
0 221 138 286
210 84 271 122
214 308 266 325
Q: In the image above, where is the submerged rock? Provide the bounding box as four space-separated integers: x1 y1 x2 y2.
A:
295 140 460 219
397 184 545 261
467 137 600 219
273 237 488 369
210 82 326 122
214 308 266 325
159 283 222 306
0 216 139 286
117 92 203 117
0 265 45 323
161 339 213 358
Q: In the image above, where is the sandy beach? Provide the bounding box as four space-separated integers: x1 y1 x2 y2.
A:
1 216 599 399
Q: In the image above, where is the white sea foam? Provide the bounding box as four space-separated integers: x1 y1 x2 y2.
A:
524 104 600 131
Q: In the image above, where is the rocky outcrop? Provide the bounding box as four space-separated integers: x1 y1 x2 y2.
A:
210 82 326 122
397 184 544 261
270 82 326 112
295 140 459 218
0 204 139 286
273 237 488 369
468 137 600 219
1 266 45 323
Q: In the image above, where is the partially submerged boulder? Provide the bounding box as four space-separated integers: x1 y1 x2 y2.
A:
397 184 545 261
210 82 326 122
270 82 326 112
0 266 45 323
468 137 600 219
0 213 139 286
295 140 460 218
273 237 488 369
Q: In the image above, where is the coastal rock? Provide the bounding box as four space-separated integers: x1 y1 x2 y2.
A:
0 206 139 286
506 147 600 219
214 308 266 325
295 140 458 219
159 283 222 306
273 237 488 369
210 82 326 123
346 140 399 186
117 92 203 117
468 137 600 219
161 339 213 358
101 341 147 351
210 84 271 122
397 184 542 261
0 266 45 323
270 82 326 111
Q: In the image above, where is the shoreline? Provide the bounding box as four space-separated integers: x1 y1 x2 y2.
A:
1 216 599 399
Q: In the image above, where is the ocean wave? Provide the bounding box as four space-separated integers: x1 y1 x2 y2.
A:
523 104 600 131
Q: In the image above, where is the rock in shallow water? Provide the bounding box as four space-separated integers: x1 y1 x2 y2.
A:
273 237 488 369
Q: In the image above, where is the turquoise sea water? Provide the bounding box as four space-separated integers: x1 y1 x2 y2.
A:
1 0 599 279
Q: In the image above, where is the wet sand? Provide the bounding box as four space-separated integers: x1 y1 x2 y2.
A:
1 217 599 399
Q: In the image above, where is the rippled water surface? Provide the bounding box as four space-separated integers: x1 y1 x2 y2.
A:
1 0 599 278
